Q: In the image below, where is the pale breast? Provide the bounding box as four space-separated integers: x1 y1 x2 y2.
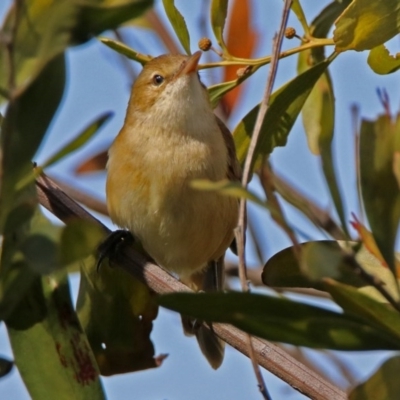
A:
106 123 238 278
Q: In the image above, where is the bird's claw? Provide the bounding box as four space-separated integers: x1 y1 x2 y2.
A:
97 229 134 271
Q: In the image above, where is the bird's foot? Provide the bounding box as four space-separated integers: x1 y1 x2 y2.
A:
97 230 134 271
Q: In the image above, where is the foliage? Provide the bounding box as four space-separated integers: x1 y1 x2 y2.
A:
1 0 400 398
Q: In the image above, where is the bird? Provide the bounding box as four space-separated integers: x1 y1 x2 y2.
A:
105 50 240 369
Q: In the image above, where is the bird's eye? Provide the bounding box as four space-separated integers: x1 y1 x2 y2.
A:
152 74 164 86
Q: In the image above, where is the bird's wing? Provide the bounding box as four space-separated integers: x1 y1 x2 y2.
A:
215 116 242 182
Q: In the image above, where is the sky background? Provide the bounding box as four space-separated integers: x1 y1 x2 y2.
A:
1 0 400 399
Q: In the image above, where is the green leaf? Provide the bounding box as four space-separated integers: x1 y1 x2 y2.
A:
349 356 400 400
0 209 61 321
99 37 152 65
298 49 334 156
359 115 400 275
324 279 400 343
0 0 152 96
208 67 255 108
233 59 332 166
299 0 344 152
0 54 66 232
162 0 191 54
159 292 400 350
6 272 105 399
0 1 76 94
19 211 61 275
73 0 154 42
77 258 159 375
0 53 65 321
59 220 106 267
191 179 266 207
0 257 39 322
290 0 309 36
18 112 113 190
368 44 400 75
310 0 352 40
43 112 112 169
263 241 368 290
297 5 349 237
334 0 400 52
299 55 348 237
320 136 349 238
303 241 348 280
208 79 241 109
210 0 229 52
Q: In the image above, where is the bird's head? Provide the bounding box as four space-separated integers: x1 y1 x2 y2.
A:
127 51 211 127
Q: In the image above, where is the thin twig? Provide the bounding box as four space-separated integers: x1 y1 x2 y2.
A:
35 173 346 400
259 160 300 256
235 226 269 399
200 38 334 69
268 168 346 240
225 264 332 299
247 216 265 266
236 1 293 398
351 104 364 224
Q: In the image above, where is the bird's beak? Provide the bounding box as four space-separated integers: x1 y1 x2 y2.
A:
179 51 202 76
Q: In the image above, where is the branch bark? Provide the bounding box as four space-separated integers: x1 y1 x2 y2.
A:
36 173 346 400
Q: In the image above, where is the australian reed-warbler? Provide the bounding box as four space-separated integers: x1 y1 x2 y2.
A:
106 51 240 369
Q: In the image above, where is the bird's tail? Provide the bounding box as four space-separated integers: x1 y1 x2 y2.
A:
181 256 225 369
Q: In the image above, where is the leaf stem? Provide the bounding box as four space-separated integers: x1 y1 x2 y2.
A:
200 38 334 69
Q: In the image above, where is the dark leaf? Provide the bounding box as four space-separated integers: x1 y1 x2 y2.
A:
0 210 59 320
77 258 159 375
298 3 350 236
0 54 66 232
0 357 13 378
359 115 400 275
73 0 154 43
59 220 106 267
159 292 400 350
0 1 76 93
263 241 367 290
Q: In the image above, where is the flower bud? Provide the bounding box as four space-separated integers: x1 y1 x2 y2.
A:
285 27 296 39
198 37 212 51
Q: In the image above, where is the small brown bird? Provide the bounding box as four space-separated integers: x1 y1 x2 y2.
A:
106 51 240 369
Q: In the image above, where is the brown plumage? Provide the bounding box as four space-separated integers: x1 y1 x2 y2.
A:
106 52 240 369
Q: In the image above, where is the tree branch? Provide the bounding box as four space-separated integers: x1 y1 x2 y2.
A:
35 173 346 400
